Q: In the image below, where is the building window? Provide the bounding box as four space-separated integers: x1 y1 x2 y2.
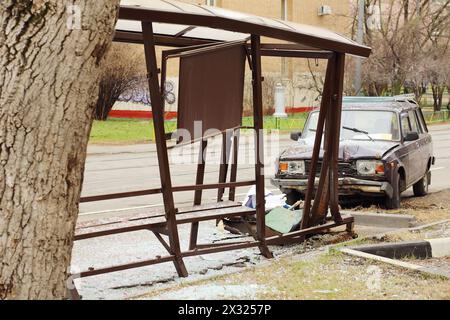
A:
206 0 215 6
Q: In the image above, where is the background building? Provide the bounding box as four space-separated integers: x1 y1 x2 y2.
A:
113 0 357 117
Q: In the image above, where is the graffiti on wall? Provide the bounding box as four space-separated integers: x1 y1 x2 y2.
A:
119 76 177 106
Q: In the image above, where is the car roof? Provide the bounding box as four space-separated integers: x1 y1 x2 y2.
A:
310 96 418 113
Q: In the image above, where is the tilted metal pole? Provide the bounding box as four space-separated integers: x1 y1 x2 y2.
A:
250 34 273 259
141 21 188 277
301 54 336 229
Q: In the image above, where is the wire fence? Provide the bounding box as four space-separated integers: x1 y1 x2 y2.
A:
422 110 450 123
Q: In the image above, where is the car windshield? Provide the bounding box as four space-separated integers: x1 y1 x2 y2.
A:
303 110 400 141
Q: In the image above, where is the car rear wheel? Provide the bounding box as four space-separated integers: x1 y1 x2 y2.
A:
386 173 401 209
413 172 430 197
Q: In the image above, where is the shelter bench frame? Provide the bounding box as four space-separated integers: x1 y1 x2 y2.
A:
71 2 370 298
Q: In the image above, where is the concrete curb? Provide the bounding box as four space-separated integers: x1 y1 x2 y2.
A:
350 241 432 259
341 237 450 279
341 248 450 279
347 237 450 259
345 211 416 229
426 238 450 258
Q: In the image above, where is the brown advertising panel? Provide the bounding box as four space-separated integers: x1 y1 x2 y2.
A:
177 43 246 142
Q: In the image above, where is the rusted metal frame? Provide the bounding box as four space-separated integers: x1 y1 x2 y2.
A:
75 205 247 242
300 53 336 229
80 188 162 203
79 255 176 278
217 131 233 202
153 231 172 253
79 180 253 204
250 34 273 259
165 40 247 60
181 240 261 258
76 203 241 236
194 140 208 205
81 183 252 206
161 42 222 71
151 226 170 236
194 240 251 249
78 239 262 278
174 25 196 37
167 125 254 149
267 215 354 245
172 180 255 192
114 30 217 47
179 202 241 214
309 81 335 226
242 219 258 240
260 49 333 59
244 46 253 71
177 209 256 225
141 21 188 278
189 139 208 250
228 129 240 201
119 6 372 57
259 43 321 51
74 220 167 241
77 215 355 279
328 53 346 222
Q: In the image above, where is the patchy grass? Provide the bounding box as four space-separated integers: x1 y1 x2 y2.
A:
90 119 154 144
137 250 450 300
89 119 178 144
89 116 307 144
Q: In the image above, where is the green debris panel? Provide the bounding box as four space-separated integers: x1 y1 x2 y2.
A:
265 208 303 234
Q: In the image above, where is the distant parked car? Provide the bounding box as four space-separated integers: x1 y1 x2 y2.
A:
271 95 435 209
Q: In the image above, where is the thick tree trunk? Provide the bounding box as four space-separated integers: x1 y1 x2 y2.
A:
0 1 119 299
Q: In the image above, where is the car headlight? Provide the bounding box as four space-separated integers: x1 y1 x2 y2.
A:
356 160 385 176
279 160 305 175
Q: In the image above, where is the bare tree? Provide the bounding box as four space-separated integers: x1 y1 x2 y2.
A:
95 43 144 120
349 0 450 108
0 1 119 299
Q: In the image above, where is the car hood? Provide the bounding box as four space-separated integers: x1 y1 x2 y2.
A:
280 137 400 161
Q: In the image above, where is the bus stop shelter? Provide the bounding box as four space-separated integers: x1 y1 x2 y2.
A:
73 0 371 296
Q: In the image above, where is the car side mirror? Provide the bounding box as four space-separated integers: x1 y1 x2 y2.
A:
290 131 302 141
404 132 419 142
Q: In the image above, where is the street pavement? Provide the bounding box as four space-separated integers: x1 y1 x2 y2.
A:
428 124 450 193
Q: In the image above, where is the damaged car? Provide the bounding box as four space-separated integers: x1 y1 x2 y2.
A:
271 96 435 209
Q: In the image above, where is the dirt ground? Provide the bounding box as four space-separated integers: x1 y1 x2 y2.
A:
348 188 450 224
138 246 450 300
134 191 450 300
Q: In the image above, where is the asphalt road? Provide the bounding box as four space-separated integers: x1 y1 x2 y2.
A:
427 124 450 193
78 123 450 221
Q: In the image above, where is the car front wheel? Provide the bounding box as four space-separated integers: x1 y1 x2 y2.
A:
386 173 401 209
285 190 303 206
413 172 430 197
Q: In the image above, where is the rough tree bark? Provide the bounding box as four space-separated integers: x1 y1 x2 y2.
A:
0 0 119 299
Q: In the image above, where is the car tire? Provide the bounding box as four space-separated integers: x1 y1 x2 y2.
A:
413 172 430 197
386 173 401 209
285 190 303 205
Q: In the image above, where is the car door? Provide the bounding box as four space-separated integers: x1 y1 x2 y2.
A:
400 112 421 186
414 107 432 174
